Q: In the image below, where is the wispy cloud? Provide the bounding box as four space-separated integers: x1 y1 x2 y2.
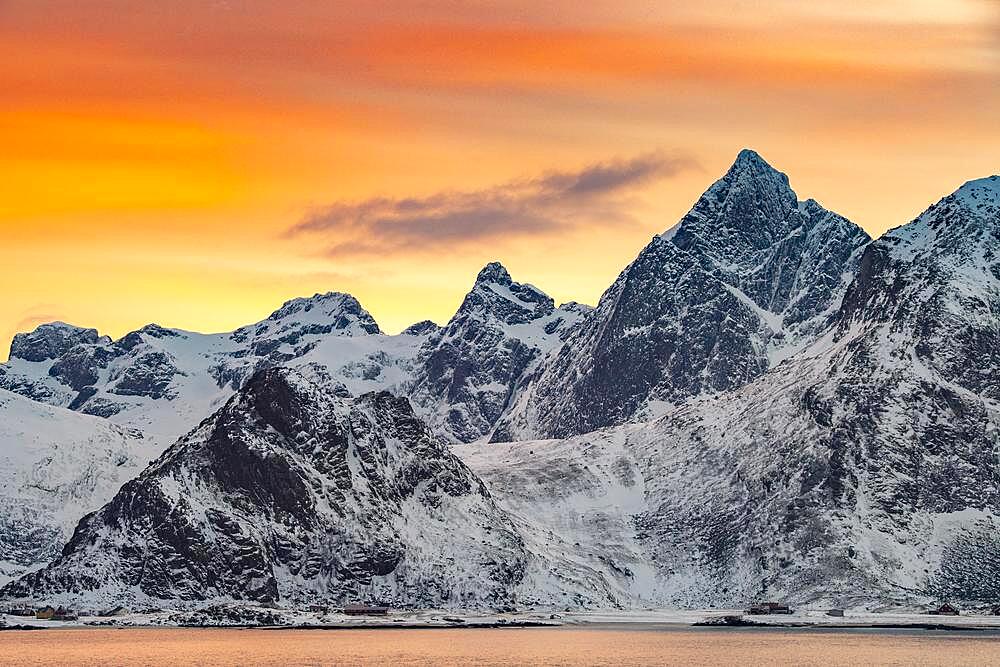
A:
287 152 695 255
14 309 64 333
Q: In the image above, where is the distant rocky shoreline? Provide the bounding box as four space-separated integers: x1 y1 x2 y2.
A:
7 606 1000 633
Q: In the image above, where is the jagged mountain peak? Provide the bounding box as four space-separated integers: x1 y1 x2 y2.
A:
668 148 799 260
475 261 513 286
493 148 870 441
729 147 787 179
409 263 578 443
266 292 378 326
718 147 793 200
453 262 553 325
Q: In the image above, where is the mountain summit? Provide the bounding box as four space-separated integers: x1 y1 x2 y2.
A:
492 149 871 441
676 148 796 240
408 261 585 442
8 322 105 364
456 261 554 325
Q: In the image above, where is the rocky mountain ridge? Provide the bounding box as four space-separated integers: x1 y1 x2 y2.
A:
1 267 584 449
2 152 998 610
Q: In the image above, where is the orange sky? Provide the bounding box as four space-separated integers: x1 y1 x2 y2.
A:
2 0 998 357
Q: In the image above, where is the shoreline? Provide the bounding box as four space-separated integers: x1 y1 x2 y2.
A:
7 609 1000 634
5 622 1000 635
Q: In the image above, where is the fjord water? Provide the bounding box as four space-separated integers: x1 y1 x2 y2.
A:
3 627 1000 666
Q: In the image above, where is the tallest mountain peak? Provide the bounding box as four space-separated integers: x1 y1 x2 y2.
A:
734 147 767 164
668 147 798 243
726 148 789 184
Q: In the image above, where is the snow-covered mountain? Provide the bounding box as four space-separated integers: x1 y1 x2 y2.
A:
409 262 590 442
0 367 707 610
0 293 402 447
0 265 587 585
469 175 1000 608
2 153 997 611
492 149 870 441
0 267 581 448
1 368 533 607
0 389 154 587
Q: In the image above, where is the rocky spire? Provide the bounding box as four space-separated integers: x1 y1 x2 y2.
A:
475 261 514 286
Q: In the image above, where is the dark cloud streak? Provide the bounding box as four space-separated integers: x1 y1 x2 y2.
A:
287 152 695 256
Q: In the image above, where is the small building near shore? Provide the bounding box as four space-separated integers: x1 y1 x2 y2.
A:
342 604 390 616
35 606 55 620
929 603 960 616
747 602 793 615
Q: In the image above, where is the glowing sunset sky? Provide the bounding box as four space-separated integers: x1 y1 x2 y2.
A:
2 0 998 356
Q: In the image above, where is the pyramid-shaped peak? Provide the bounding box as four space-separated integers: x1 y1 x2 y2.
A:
475 261 513 286
658 147 863 264
671 148 797 234
726 148 789 184
734 147 767 165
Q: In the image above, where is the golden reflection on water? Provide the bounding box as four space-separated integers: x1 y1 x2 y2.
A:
2 627 1000 666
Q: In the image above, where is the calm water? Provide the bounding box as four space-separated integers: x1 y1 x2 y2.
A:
2 626 1000 666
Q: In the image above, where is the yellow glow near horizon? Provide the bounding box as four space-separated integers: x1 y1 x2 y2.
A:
1 1 998 359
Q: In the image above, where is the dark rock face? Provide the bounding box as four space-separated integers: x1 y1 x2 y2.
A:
9 323 102 363
109 350 182 400
495 150 870 441
409 262 585 442
3 368 528 606
48 346 102 391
